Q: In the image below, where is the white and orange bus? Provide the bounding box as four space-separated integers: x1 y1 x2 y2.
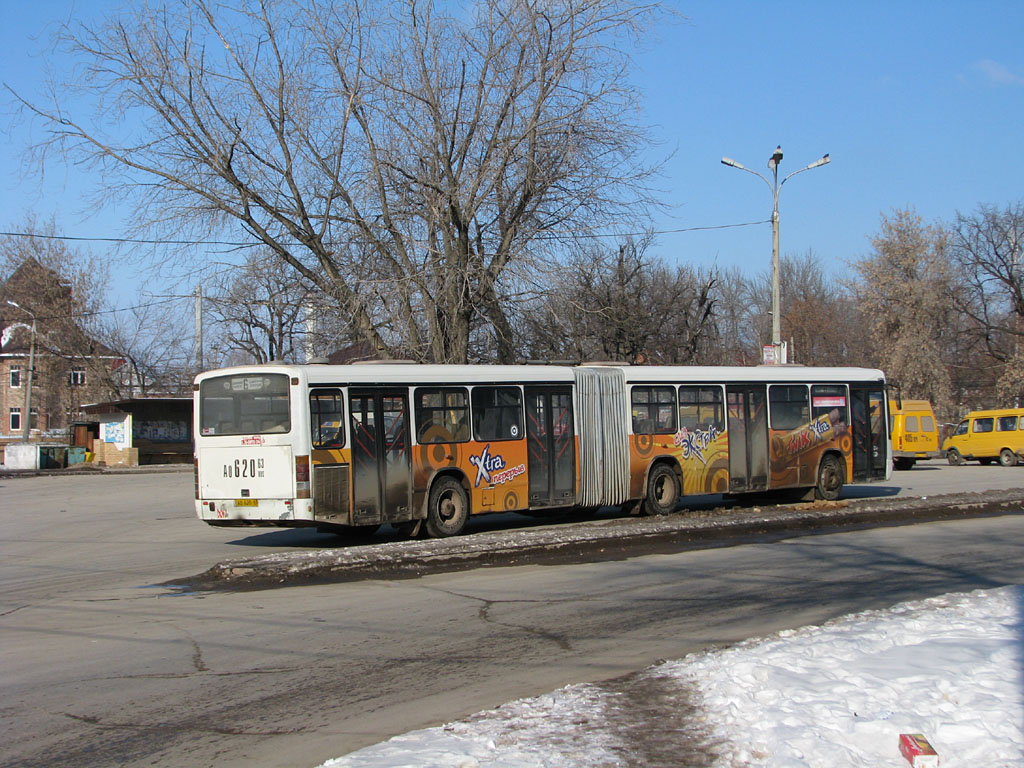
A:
193 363 890 537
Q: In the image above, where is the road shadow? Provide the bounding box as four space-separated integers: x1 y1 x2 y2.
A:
841 484 902 499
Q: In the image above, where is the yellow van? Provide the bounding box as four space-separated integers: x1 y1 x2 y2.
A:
942 408 1024 466
889 399 940 470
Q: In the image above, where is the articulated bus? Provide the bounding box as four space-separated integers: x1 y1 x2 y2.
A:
193 363 890 537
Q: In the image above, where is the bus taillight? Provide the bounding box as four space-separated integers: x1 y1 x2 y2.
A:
296 454 311 499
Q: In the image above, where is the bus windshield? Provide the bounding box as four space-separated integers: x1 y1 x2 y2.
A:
199 373 291 435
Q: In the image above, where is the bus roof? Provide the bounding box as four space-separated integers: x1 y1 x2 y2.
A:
614 365 885 384
195 362 886 387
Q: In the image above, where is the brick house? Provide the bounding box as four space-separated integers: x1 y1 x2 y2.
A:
0 257 123 443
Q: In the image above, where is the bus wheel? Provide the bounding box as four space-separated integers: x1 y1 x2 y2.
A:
814 455 844 501
1000 449 1018 467
426 477 469 538
643 464 680 516
946 448 963 466
893 457 915 471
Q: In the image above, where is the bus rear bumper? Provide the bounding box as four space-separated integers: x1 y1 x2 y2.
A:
195 498 314 524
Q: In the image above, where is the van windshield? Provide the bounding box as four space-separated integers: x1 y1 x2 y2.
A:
199 373 291 436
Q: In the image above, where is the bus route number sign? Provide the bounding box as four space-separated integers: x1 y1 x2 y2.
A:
224 457 266 479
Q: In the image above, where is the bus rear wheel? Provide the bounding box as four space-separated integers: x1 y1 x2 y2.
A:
643 464 680 516
425 477 469 538
814 455 844 501
1000 448 1018 467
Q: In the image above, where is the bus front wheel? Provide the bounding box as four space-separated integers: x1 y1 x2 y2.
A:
643 464 680 516
425 477 469 538
947 448 964 466
1000 448 1018 467
815 455 844 501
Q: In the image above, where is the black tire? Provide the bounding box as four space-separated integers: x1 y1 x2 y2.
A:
814 454 844 501
425 477 469 538
642 463 680 516
999 448 1018 467
893 457 915 471
946 448 963 466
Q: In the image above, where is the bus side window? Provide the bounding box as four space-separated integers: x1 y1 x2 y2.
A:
416 387 470 443
310 389 345 449
631 386 676 434
973 418 994 433
472 386 523 441
679 385 724 432
769 385 809 430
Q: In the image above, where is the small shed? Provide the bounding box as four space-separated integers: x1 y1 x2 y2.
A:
80 397 193 465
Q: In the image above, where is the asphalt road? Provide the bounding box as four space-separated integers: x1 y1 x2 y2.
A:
3 463 1024 767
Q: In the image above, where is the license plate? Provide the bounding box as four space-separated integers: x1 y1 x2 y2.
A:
235 499 259 507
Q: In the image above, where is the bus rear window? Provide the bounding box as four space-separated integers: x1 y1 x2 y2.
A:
199 374 291 435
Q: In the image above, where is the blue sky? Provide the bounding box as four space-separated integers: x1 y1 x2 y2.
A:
2 1 1023 307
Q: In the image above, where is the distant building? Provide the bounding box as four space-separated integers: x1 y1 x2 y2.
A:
0 257 123 443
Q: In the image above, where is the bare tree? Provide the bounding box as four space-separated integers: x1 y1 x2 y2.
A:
850 209 955 413
17 0 667 364
205 251 312 364
706 266 759 365
97 299 195 397
777 251 869 366
948 201 1024 404
518 235 718 364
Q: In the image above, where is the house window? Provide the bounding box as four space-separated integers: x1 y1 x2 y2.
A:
69 367 86 386
10 407 20 432
10 366 20 388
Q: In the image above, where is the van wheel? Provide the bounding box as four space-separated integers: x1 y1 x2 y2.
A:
642 464 680 516
999 449 1018 467
425 477 469 538
946 448 963 466
814 455 844 501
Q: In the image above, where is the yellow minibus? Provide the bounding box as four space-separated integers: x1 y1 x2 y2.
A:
942 408 1024 466
889 399 940 470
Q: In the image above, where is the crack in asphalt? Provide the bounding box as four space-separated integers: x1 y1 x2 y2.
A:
59 711 301 737
428 586 577 651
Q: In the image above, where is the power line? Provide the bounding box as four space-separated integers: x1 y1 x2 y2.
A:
0 230 256 247
3 296 183 324
0 219 769 248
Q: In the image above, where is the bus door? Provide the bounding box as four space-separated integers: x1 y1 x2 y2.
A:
525 386 576 507
726 385 768 492
349 389 412 525
850 385 887 481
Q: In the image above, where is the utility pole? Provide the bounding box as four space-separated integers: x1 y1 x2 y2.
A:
722 146 830 363
194 285 204 372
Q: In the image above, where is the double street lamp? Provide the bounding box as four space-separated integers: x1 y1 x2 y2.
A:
6 300 37 441
721 146 830 362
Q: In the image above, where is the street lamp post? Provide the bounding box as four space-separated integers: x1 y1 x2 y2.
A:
6 300 37 441
721 146 830 363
